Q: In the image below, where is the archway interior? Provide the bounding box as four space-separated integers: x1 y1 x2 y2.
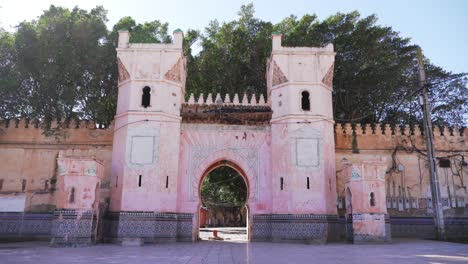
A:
199 163 248 241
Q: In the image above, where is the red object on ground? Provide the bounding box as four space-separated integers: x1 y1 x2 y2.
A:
213 230 218 237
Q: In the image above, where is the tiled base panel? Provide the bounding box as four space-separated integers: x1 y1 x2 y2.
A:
0 212 53 241
251 214 342 243
50 210 98 247
0 212 467 243
103 212 194 243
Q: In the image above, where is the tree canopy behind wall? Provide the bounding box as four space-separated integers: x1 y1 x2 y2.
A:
0 4 466 128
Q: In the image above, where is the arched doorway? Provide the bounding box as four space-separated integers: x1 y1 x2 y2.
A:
197 160 249 242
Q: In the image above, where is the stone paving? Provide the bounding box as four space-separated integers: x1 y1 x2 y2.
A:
199 227 247 241
1 238 467 264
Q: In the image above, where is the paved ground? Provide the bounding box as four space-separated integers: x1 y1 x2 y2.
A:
200 227 247 241
1 238 467 264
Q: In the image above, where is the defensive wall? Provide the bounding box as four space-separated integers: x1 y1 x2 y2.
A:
0 116 466 241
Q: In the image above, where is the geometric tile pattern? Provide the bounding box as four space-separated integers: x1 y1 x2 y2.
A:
0 212 53 241
105 212 194 243
252 214 339 243
50 210 97 247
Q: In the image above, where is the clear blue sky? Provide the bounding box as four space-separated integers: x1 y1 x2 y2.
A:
1 0 467 73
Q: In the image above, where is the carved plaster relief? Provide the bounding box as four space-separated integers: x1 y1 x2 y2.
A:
117 57 130 82
188 147 259 202
321 63 334 87
351 167 361 180
272 60 288 87
164 58 182 83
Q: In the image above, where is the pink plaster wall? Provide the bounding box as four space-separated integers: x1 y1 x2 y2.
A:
56 157 103 211
343 159 388 239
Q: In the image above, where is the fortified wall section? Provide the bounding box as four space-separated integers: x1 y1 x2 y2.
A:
0 120 112 241
335 123 468 239
0 119 466 241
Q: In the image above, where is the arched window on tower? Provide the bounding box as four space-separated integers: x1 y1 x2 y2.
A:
142 86 151 108
301 91 310 111
370 192 375 207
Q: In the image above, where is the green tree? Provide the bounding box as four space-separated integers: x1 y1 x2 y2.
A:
186 3 273 98
12 5 117 126
0 29 23 118
274 11 467 126
1 4 465 128
112 16 171 43
187 6 466 126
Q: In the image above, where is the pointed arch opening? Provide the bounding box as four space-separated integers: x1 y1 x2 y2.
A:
197 160 249 242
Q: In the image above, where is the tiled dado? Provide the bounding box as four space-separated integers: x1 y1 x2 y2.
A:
104 212 194 243
50 210 98 247
251 214 340 243
0 212 53 241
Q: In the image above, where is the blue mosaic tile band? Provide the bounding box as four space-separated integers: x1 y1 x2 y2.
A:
104 212 194 243
50 210 97 247
251 214 339 243
0 212 53 241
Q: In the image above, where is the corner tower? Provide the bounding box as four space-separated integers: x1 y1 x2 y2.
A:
110 30 185 216
267 33 338 242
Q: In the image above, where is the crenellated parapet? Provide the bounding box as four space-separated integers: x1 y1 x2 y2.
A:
0 118 103 129
0 118 113 145
334 123 468 152
184 93 268 106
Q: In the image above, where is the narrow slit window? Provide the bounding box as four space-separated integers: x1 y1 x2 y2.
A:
0 179 3 190
280 177 284 190
307 177 310 189
21 179 27 192
166 176 169 189
69 187 75 203
138 175 142 187
142 86 151 108
301 91 310 111
370 192 375 207
115 176 118 188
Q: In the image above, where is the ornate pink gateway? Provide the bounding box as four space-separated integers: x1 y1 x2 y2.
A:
106 29 347 244
0 29 466 246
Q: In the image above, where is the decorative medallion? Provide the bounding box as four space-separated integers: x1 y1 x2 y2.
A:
351 167 361 180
